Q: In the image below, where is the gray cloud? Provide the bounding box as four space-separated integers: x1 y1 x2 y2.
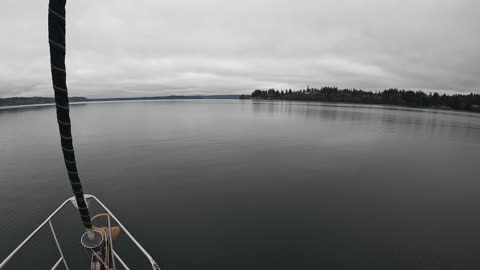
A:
1 0 479 98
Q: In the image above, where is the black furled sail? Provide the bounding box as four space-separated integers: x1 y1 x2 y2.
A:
48 0 93 230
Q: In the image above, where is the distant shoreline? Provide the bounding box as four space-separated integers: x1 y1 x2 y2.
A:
241 87 480 113
0 95 240 108
2 92 480 115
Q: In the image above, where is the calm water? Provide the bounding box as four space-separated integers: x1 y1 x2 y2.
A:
1 100 480 269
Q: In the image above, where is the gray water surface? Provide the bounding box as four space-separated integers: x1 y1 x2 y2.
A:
1 100 480 269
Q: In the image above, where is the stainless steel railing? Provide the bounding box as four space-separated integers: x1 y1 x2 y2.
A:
0 194 161 270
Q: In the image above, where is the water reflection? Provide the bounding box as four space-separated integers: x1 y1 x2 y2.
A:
250 100 480 143
1 100 480 269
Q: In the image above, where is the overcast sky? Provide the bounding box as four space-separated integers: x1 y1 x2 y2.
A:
0 0 479 98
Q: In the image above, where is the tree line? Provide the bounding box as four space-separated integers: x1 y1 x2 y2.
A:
240 87 480 112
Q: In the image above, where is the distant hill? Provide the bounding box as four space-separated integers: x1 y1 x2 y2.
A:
0 95 240 107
